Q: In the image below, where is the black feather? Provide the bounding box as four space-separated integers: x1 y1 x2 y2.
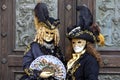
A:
77 6 93 31
34 3 49 22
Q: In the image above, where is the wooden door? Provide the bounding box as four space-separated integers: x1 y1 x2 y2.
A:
0 0 24 80
0 0 1 79
1 0 120 80
0 0 65 80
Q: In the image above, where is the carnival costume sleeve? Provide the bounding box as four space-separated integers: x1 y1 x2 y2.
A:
22 42 43 79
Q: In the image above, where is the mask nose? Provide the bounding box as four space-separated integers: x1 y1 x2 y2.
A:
47 34 51 37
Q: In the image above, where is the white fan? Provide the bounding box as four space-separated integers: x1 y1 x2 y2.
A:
29 55 66 80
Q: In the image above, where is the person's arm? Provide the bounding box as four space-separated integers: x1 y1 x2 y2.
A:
23 42 55 79
23 43 41 79
84 56 99 80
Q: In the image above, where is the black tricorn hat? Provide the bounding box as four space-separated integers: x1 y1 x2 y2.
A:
34 2 60 30
67 25 96 43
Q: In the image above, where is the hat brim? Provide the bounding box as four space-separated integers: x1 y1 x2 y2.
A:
67 30 96 43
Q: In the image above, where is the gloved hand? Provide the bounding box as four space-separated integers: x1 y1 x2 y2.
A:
39 71 54 78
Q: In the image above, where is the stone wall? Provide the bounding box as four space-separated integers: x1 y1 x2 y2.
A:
99 74 120 80
96 0 120 50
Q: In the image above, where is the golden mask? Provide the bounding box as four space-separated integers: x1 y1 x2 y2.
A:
43 27 55 42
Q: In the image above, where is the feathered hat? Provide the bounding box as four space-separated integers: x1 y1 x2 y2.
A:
33 2 60 46
67 5 104 46
34 2 60 30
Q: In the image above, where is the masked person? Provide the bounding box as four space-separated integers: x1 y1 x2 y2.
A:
20 2 65 80
66 5 105 80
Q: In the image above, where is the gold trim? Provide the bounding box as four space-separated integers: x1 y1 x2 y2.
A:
67 50 85 72
76 30 96 43
24 44 31 55
69 63 80 80
67 50 85 80
68 30 97 43
71 63 80 74
24 69 33 76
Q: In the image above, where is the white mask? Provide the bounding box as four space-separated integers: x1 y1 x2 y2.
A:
72 39 86 53
73 46 85 53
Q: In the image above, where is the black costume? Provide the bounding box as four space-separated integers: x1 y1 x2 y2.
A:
67 52 99 80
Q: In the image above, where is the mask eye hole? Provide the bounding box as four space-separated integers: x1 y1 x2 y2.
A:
72 42 75 44
78 41 81 43
46 31 49 34
51 32 54 35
